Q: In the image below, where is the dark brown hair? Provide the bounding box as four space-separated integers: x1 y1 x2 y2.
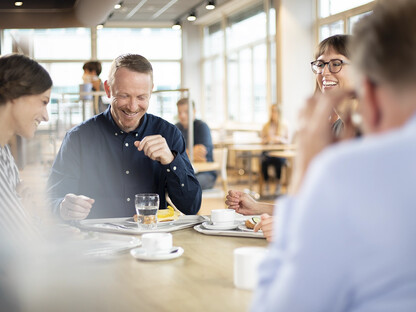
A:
314 34 351 60
83 61 102 76
0 54 52 105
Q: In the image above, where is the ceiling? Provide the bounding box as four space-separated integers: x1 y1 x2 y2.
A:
0 0 232 28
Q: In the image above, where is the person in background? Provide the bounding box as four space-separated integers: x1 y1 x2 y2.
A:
311 34 353 137
226 35 354 241
260 104 288 195
48 54 201 220
82 61 106 114
0 53 52 238
252 0 416 310
175 98 216 190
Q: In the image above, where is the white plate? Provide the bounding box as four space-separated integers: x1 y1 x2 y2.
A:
237 224 262 233
130 246 184 261
201 221 240 231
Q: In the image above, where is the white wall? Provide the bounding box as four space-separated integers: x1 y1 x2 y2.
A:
280 0 315 140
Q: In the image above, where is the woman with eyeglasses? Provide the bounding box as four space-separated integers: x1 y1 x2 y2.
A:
226 35 355 241
311 34 353 137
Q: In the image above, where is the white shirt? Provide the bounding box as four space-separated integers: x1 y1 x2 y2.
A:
252 113 416 312
0 145 36 239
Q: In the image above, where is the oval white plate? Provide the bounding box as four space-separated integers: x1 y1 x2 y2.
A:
130 246 184 261
237 224 262 233
202 221 240 231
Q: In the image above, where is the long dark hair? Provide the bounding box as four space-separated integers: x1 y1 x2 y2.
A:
0 53 52 105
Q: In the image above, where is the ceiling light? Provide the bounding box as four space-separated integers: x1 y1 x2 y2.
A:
187 11 197 22
14 1 23 6
205 1 215 10
172 20 181 30
96 24 104 30
114 4 121 9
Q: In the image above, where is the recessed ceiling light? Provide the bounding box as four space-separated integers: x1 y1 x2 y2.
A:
15 1 23 6
114 4 121 9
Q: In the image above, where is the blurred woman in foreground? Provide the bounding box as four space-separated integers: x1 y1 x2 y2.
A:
0 53 52 238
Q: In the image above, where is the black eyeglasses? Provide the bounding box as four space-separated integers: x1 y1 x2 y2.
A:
310 59 349 74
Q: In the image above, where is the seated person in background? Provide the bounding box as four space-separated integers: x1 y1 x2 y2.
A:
48 54 202 220
82 61 106 114
175 98 216 190
260 104 288 195
0 53 52 238
252 0 416 310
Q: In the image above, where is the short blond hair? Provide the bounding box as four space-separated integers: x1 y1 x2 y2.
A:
107 54 153 86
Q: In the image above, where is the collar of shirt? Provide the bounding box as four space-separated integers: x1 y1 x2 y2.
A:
103 106 144 140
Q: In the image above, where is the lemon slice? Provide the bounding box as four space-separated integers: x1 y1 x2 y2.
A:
157 205 175 219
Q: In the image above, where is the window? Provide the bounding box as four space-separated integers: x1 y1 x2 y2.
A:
3 28 91 60
317 0 374 41
97 28 181 60
319 0 374 18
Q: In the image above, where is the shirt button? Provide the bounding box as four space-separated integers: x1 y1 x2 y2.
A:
136 133 138 137
121 131 124 134
115 133 118 136
167 169 170 172
173 166 177 171
125 170 130 174
181 183 184 187
125 143 129 147
127 197 130 202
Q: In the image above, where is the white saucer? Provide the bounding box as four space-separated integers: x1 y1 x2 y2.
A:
130 247 184 261
237 224 262 233
202 221 240 231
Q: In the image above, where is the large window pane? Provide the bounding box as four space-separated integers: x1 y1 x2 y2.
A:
203 22 223 57
319 20 344 41
319 0 374 18
226 3 266 51
97 28 181 60
253 44 267 123
203 57 224 126
40 62 84 93
348 11 372 33
3 28 91 60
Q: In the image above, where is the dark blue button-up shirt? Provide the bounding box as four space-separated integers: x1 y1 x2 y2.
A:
47 107 202 218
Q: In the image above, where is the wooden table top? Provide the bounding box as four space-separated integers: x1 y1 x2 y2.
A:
192 161 221 173
229 143 297 152
96 228 268 312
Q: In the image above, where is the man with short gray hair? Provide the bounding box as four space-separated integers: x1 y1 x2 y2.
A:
252 0 416 310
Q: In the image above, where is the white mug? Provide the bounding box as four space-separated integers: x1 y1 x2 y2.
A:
233 247 268 290
211 209 235 226
141 233 172 254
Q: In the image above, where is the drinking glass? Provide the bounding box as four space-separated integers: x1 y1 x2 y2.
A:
135 193 159 230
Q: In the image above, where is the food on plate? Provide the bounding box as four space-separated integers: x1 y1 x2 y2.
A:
245 217 261 229
133 205 178 223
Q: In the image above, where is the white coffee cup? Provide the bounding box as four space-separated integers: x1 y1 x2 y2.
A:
233 247 268 290
141 233 172 254
211 209 235 226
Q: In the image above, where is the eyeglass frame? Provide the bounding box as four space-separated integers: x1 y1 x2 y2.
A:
310 59 350 74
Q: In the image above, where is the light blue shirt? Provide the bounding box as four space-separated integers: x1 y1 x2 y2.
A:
252 113 416 312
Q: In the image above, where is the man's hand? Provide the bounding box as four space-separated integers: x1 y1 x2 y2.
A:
254 213 274 242
134 135 175 165
290 90 354 194
60 193 94 220
193 144 207 162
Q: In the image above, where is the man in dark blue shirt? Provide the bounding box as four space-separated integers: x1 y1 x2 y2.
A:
175 98 217 190
47 54 201 220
